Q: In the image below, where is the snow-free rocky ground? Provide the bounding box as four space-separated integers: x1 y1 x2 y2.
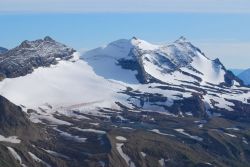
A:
0 36 250 167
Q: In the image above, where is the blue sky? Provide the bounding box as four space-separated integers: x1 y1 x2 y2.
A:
0 0 250 69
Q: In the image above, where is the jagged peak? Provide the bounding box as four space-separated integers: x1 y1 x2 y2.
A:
19 36 56 48
130 37 160 51
20 40 31 48
213 58 222 64
131 36 138 40
44 36 55 42
175 36 188 43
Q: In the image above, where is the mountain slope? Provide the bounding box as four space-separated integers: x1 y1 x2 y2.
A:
0 36 249 120
0 95 110 167
0 36 75 79
83 37 240 87
0 37 128 127
82 37 250 116
0 52 125 112
0 37 250 167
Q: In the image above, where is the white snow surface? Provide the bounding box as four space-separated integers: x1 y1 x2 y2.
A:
54 127 87 143
150 129 175 137
0 38 249 119
116 136 127 141
73 127 106 135
7 147 27 167
0 135 21 143
81 37 250 113
141 152 146 158
0 52 126 111
28 152 51 167
175 129 203 141
159 158 165 167
43 149 70 159
82 39 139 84
224 133 237 138
82 37 227 85
116 143 136 167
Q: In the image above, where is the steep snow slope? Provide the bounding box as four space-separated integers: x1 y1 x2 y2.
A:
82 37 250 114
238 68 250 85
0 53 125 110
0 36 249 120
83 39 139 84
82 37 232 86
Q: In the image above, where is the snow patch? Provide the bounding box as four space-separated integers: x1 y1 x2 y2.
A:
116 136 127 141
28 152 51 167
116 143 136 167
0 135 21 143
43 149 70 159
150 129 175 137
175 129 203 141
7 147 27 167
73 127 106 135
224 133 237 138
141 152 146 158
158 158 165 167
54 127 87 142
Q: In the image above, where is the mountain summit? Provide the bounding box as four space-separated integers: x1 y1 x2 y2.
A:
0 36 75 79
82 37 239 86
0 36 249 118
0 37 250 167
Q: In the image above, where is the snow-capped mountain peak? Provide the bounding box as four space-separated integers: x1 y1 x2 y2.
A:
0 36 249 124
175 36 188 43
131 37 160 51
82 37 235 86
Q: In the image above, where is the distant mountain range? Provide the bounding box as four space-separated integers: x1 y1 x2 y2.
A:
229 68 245 75
229 68 250 86
0 47 8 54
238 68 250 86
0 36 250 167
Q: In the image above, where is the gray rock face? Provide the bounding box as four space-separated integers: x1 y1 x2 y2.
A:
0 36 75 79
0 47 8 54
0 95 30 131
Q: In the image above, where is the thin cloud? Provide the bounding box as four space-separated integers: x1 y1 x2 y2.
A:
0 0 250 13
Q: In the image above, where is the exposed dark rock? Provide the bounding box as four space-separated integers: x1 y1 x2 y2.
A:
0 36 75 79
0 95 28 128
0 95 42 140
212 58 244 87
170 93 207 117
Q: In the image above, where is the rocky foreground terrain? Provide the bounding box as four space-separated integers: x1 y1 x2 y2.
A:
0 37 250 167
